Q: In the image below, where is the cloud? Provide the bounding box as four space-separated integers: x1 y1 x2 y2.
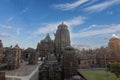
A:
85 0 120 12
33 23 59 35
20 7 29 14
65 16 86 27
33 16 86 35
112 34 119 38
81 0 99 8
0 25 14 30
0 32 13 38
0 24 21 36
7 7 29 22
72 24 120 38
16 28 21 36
54 0 89 11
72 43 90 49
79 24 96 31
7 16 14 22
106 11 113 15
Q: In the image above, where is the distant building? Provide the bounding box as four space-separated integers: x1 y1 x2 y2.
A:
77 45 116 68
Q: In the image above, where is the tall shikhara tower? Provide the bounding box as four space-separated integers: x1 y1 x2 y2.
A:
54 22 71 54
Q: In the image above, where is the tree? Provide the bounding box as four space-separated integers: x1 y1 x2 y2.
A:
107 62 120 79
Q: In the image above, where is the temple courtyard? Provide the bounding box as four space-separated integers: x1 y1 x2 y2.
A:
4 61 42 80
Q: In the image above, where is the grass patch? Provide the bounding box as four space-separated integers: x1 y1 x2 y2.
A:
79 69 117 80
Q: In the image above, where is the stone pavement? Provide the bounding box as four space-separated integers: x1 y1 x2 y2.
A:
4 61 42 80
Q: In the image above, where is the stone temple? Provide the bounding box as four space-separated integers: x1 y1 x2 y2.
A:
37 22 83 80
37 22 71 59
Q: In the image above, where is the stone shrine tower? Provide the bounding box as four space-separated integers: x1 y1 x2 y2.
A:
108 34 120 62
54 22 71 54
36 34 54 57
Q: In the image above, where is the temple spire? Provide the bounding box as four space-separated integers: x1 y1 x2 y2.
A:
44 33 51 41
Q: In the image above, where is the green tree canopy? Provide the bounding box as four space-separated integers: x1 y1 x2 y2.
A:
107 62 120 78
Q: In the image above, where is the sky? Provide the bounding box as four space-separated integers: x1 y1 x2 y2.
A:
0 0 120 49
